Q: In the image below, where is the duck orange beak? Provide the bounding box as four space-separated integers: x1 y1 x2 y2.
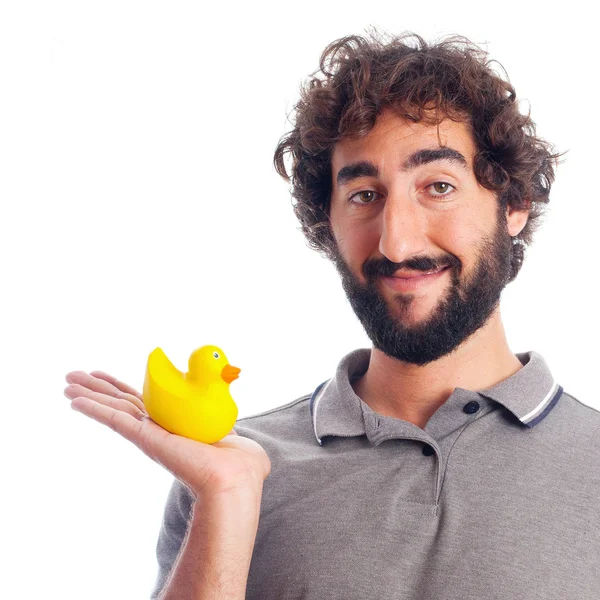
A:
221 364 241 383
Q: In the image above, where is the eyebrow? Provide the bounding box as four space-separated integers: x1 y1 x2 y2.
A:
335 147 469 188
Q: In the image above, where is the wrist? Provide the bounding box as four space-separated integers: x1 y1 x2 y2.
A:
193 484 263 523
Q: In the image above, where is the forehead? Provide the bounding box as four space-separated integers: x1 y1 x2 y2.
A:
331 109 477 178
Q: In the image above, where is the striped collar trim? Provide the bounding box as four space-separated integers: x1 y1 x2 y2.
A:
477 350 564 428
309 348 564 446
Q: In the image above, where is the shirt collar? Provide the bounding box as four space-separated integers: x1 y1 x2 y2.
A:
309 348 564 446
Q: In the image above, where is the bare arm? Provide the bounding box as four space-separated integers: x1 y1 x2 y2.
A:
159 486 263 600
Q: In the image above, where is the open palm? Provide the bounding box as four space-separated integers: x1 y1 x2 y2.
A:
64 370 271 497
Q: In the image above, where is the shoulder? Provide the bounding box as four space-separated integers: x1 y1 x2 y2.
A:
558 390 600 430
233 393 317 453
547 390 600 456
234 394 311 435
236 393 312 427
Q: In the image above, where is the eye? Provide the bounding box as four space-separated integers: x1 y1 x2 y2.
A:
347 190 381 205
427 182 456 197
213 352 220 359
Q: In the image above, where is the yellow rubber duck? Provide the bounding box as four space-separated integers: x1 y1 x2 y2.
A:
142 344 241 444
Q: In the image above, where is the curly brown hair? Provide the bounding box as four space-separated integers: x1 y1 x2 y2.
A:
272 27 563 283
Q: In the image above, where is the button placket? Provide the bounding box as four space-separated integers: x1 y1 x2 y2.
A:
424 389 489 505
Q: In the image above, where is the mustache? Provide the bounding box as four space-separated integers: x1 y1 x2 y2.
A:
362 256 458 279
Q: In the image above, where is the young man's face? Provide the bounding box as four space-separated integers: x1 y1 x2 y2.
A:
328 108 528 366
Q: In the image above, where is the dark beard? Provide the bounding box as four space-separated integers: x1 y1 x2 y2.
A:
329 205 514 367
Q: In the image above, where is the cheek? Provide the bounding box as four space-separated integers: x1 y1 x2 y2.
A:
441 223 472 250
438 213 486 272
332 217 379 265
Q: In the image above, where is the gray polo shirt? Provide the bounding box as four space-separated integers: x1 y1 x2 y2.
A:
150 348 600 600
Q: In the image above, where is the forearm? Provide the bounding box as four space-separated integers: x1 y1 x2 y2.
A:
159 487 263 600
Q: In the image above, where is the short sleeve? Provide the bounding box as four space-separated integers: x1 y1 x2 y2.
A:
149 478 196 599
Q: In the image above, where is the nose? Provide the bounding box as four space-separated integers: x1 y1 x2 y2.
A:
378 192 428 264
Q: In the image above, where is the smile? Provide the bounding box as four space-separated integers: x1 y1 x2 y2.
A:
382 266 450 291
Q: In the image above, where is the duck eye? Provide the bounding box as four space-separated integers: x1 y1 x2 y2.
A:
213 352 220 359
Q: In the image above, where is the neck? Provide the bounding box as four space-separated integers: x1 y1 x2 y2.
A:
352 307 523 429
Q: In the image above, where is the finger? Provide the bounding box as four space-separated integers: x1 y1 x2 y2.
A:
70 395 159 451
66 371 146 413
65 384 146 420
70 395 191 476
89 371 144 402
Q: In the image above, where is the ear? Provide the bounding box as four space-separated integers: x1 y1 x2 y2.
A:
505 201 530 237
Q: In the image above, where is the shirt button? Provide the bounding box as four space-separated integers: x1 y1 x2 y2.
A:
422 444 435 456
463 400 480 414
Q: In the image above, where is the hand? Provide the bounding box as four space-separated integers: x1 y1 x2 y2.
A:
64 370 271 498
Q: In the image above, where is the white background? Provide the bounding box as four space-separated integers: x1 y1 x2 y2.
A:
1 1 598 598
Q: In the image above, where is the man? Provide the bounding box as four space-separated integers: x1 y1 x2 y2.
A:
65 29 600 599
